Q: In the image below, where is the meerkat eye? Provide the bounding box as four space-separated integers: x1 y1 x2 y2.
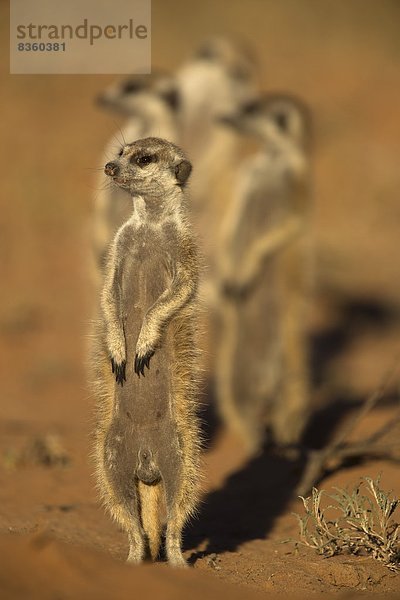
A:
135 154 155 167
196 46 216 61
230 66 249 82
274 111 288 131
118 148 124 157
122 80 141 94
242 100 260 115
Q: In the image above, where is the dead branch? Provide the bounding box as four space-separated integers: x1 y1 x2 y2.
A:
296 358 400 496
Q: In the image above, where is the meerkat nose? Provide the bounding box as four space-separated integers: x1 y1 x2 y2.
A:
104 162 120 177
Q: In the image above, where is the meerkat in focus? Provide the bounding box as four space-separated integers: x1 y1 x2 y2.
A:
92 74 181 283
91 137 201 567
216 94 313 451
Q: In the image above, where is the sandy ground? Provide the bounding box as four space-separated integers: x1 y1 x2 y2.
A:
1 1 400 597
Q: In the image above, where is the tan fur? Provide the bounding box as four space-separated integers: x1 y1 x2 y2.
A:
215 94 313 451
90 138 202 566
177 38 257 238
137 481 163 559
175 37 259 369
91 74 180 289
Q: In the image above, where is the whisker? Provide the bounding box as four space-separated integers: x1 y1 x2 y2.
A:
85 166 106 172
111 119 126 149
117 123 127 146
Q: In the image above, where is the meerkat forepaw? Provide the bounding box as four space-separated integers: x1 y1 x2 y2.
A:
135 325 159 377
134 349 155 377
110 357 127 386
106 329 126 377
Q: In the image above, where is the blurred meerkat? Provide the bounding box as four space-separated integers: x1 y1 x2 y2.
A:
177 37 257 159
216 94 313 451
91 137 201 567
175 38 259 370
92 74 180 283
176 37 258 246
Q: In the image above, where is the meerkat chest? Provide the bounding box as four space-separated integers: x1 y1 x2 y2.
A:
242 163 291 231
122 227 173 314
131 226 166 260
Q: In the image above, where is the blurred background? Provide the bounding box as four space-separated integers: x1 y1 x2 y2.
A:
1 1 400 597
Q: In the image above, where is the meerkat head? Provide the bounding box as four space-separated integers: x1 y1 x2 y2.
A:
96 72 180 118
218 93 311 150
178 37 258 118
193 36 258 84
104 137 192 199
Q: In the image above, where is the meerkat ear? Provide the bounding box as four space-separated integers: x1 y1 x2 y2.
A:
158 87 181 112
155 76 181 112
174 160 192 186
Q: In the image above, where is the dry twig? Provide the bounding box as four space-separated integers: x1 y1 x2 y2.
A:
296 359 400 496
292 477 400 572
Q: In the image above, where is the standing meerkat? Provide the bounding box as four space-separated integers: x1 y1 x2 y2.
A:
175 38 259 370
176 37 258 239
91 137 201 567
216 94 313 452
177 37 257 159
92 74 180 283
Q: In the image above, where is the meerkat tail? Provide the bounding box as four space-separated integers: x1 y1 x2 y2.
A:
138 481 163 560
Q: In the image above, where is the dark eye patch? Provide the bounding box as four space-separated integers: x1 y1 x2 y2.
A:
229 66 249 82
242 100 261 115
133 154 155 167
122 80 142 94
274 111 288 131
118 148 124 157
196 45 216 61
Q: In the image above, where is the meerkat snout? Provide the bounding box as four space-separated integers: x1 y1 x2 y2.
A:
104 162 120 177
103 138 193 198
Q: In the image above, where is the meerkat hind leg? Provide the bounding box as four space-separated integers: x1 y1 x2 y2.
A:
272 300 310 445
110 498 146 564
165 507 188 567
127 522 147 564
124 488 147 563
163 467 191 567
103 456 147 563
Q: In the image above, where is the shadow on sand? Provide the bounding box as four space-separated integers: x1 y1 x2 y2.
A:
186 295 400 559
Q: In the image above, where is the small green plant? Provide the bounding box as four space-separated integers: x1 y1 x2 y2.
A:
293 476 400 572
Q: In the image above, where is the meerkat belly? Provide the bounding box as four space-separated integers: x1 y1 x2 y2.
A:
104 243 181 484
115 243 174 429
232 263 282 408
231 181 289 263
230 187 291 406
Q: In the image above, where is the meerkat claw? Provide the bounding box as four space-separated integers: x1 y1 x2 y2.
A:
112 359 126 386
134 355 146 377
134 350 155 377
134 355 141 377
